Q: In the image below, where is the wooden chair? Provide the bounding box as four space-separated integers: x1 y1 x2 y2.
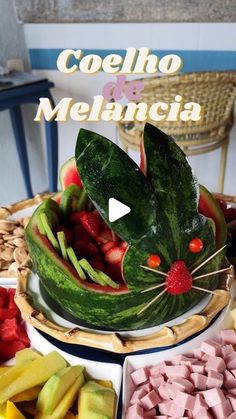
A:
117 72 236 193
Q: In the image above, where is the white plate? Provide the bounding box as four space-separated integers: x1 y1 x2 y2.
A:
0 284 122 417
122 285 235 418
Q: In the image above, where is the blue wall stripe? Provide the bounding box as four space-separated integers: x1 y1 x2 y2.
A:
29 49 236 72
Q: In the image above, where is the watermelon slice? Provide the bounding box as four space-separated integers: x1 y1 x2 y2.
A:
60 157 83 190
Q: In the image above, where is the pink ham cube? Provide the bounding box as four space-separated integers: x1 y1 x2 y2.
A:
170 377 194 393
158 400 172 415
224 370 236 389
130 388 147 405
191 361 205 374
173 391 195 411
226 352 236 369
193 394 208 415
201 340 221 357
143 407 156 417
149 362 166 376
168 401 185 417
206 370 223 388
194 408 213 419
138 383 153 393
193 348 204 360
164 365 190 379
131 367 150 386
140 390 161 410
203 388 225 407
126 403 144 419
205 356 226 373
149 375 164 389
221 344 234 358
210 399 233 418
227 394 236 410
190 372 207 390
221 329 236 345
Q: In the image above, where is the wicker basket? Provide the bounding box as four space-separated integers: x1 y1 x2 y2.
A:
117 71 236 192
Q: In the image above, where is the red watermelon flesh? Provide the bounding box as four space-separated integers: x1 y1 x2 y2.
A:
60 157 83 190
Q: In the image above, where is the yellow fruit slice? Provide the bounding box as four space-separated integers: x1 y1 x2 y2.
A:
6 401 25 419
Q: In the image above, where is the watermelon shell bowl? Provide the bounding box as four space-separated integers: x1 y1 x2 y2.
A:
25 123 232 334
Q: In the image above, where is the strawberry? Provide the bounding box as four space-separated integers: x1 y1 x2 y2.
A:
55 226 73 244
166 260 192 295
101 241 117 253
74 241 99 258
81 212 101 237
105 246 125 264
0 287 8 308
96 228 118 244
0 318 19 342
120 241 128 250
70 211 87 224
73 225 91 243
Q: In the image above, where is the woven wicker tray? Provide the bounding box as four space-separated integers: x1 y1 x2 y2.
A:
0 194 235 354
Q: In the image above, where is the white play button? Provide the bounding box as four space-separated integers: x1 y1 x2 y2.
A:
108 198 131 222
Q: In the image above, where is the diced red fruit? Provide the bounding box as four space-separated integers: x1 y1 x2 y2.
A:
101 241 117 253
81 212 101 237
0 340 25 363
96 228 118 244
0 308 19 322
106 263 123 283
189 238 204 253
225 207 236 223
69 210 87 224
147 254 161 269
74 241 99 258
7 288 18 310
55 226 73 244
0 287 8 308
105 246 125 264
17 323 31 347
73 225 91 243
0 318 19 342
166 260 193 295
90 260 106 271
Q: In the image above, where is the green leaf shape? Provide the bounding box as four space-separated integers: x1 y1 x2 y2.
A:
75 128 157 241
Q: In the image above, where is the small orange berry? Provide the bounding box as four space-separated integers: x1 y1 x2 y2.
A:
147 254 161 268
189 238 203 253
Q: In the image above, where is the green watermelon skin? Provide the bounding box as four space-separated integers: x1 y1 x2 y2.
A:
26 212 212 331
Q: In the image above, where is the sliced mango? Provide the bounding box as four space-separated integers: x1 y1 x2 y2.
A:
0 351 67 404
0 367 12 376
11 386 42 403
6 401 25 419
95 380 113 389
35 373 84 419
15 348 42 366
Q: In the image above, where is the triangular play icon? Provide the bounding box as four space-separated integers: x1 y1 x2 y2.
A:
108 197 131 222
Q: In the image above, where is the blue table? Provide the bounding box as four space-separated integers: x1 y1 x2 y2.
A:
0 71 58 197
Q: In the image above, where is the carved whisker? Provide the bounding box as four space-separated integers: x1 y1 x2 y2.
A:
192 285 218 295
138 289 166 315
140 265 168 277
193 266 231 281
141 282 166 293
191 245 227 275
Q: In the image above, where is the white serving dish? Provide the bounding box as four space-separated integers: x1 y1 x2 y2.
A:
0 284 122 417
122 285 235 418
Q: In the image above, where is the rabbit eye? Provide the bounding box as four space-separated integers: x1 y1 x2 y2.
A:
189 238 203 253
147 254 161 268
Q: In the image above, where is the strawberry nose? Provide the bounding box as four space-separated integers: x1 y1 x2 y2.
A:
166 260 193 295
